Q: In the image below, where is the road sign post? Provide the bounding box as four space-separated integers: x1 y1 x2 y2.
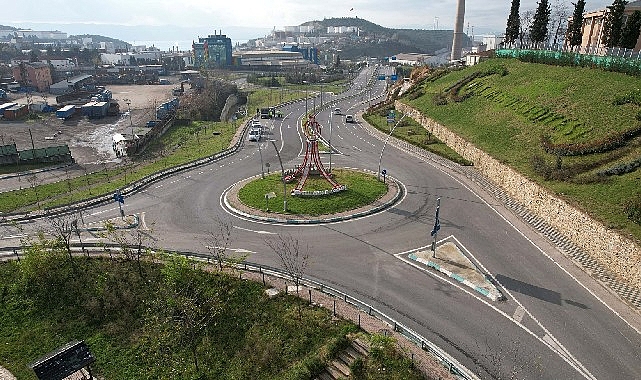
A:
430 197 441 258
113 190 125 219
381 169 387 183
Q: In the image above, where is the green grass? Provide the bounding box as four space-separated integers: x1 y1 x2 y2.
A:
363 108 472 165
403 58 641 240
238 169 388 215
0 245 426 380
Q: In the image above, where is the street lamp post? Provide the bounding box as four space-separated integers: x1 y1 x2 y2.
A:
269 139 287 212
258 142 265 179
303 80 308 116
377 114 406 181
328 114 333 172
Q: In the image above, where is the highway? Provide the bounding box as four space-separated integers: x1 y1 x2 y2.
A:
3 66 641 379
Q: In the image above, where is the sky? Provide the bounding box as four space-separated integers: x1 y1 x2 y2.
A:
5 0 614 50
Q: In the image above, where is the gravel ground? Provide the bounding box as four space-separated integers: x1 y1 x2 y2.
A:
2 83 177 170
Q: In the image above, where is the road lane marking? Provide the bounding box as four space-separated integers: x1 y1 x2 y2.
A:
513 306 526 323
233 226 277 235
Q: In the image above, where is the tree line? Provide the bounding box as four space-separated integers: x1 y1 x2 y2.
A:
503 0 641 50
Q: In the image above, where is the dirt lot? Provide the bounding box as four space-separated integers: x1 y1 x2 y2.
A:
1 83 178 171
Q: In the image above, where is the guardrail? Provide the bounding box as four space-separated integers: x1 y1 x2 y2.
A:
0 242 477 380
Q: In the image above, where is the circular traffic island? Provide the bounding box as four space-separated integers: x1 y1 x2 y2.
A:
224 168 402 223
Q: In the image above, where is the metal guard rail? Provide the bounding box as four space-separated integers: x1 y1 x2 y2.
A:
0 243 478 380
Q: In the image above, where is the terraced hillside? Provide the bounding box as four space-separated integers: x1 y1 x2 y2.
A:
402 58 641 242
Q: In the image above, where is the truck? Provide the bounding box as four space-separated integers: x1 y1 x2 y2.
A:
260 107 276 119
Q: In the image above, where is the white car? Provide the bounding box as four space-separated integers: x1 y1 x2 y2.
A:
248 128 261 141
333 108 341 115
345 115 354 123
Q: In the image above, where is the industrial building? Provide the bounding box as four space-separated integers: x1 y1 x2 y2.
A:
49 74 93 95
232 50 312 70
192 33 233 68
11 62 53 92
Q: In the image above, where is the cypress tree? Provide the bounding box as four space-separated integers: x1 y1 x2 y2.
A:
602 0 628 47
620 10 641 48
569 0 586 46
530 0 552 45
505 0 521 44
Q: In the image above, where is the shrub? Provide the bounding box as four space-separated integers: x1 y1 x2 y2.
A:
624 196 641 224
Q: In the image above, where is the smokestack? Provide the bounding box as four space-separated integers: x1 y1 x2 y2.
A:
451 0 465 61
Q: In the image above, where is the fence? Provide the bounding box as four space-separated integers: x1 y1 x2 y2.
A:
496 47 641 76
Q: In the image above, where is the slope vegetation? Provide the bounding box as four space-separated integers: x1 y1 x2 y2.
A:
403 58 641 241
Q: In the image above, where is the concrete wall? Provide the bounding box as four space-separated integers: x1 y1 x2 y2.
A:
395 101 641 289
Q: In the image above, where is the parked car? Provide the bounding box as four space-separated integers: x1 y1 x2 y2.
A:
334 108 341 115
345 114 354 123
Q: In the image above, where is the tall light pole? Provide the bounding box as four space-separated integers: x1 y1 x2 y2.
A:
124 98 134 148
302 80 308 116
258 142 265 179
377 114 406 181
328 113 333 172
269 139 287 212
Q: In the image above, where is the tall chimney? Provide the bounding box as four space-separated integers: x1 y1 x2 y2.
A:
451 0 465 61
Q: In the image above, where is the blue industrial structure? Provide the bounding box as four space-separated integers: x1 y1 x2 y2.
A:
192 33 233 68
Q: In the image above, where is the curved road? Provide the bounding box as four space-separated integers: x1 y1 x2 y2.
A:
3 66 641 379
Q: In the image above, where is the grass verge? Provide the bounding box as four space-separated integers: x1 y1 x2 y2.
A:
237 169 388 216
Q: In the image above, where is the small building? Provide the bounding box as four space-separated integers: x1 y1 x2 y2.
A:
3 104 28 120
0 102 18 117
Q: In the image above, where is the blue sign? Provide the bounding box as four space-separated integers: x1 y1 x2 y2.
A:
113 191 124 204
390 75 398 81
391 56 397 60
378 75 386 80
381 169 387 176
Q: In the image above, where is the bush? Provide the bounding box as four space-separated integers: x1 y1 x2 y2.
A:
624 196 641 224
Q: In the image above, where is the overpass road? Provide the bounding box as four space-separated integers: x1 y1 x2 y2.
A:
2 66 641 379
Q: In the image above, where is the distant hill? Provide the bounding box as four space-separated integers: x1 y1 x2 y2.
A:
301 17 467 59
68 34 130 48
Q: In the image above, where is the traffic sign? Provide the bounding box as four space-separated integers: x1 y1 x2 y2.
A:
113 190 124 204
390 75 398 81
378 75 386 80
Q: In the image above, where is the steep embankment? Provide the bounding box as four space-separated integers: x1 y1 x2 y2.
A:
400 58 641 290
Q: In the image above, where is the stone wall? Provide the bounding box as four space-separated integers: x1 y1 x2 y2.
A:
395 101 641 289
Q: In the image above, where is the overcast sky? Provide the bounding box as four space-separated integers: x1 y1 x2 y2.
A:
5 0 614 48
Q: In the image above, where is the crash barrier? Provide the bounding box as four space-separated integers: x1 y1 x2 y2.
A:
0 243 478 380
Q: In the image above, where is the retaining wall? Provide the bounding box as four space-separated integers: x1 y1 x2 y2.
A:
395 101 641 289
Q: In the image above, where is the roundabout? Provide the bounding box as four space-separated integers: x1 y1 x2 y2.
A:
222 168 404 224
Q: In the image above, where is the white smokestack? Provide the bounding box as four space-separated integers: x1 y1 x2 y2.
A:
451 0 465 61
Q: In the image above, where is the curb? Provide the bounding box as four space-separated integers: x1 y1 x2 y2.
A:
408 253 504 302
222 172 404 225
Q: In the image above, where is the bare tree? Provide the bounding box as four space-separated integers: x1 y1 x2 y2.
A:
47 213 76 260
100 218 156 277
519 10 535 47
203 217 244 271
265 233 310 294
550 0 570 48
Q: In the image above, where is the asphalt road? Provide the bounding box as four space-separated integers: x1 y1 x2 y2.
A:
3 66 641 379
